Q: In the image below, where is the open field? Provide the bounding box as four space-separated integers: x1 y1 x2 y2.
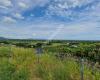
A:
0 40 100 80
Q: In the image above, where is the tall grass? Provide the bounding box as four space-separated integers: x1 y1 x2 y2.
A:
0 46 100 80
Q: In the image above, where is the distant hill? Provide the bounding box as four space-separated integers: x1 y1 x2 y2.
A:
0 37 7 40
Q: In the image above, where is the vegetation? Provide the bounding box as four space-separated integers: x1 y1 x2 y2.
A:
0 40 100 80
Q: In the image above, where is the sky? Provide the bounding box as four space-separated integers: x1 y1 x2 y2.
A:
0 0 100 40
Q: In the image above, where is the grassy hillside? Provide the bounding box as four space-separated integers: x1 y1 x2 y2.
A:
0 45 100 80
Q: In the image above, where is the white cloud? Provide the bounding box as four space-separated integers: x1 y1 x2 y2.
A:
0 0 100 40
18 2 28 9
0 0 12 7
15 0 49 10
46 0 96 17
2 16 16 23
58 3 69 9
0 0 50 21
0 18 99 39
53 0 95 9
13 13 24 19
28 0 49 7
0 5 8 9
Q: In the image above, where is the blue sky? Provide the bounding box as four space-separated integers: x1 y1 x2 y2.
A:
0 0 100 40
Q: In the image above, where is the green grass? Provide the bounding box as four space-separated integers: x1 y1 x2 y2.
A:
0 46 11 57
0 46 100 80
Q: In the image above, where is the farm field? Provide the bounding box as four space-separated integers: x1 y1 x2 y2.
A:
0 40 100 80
